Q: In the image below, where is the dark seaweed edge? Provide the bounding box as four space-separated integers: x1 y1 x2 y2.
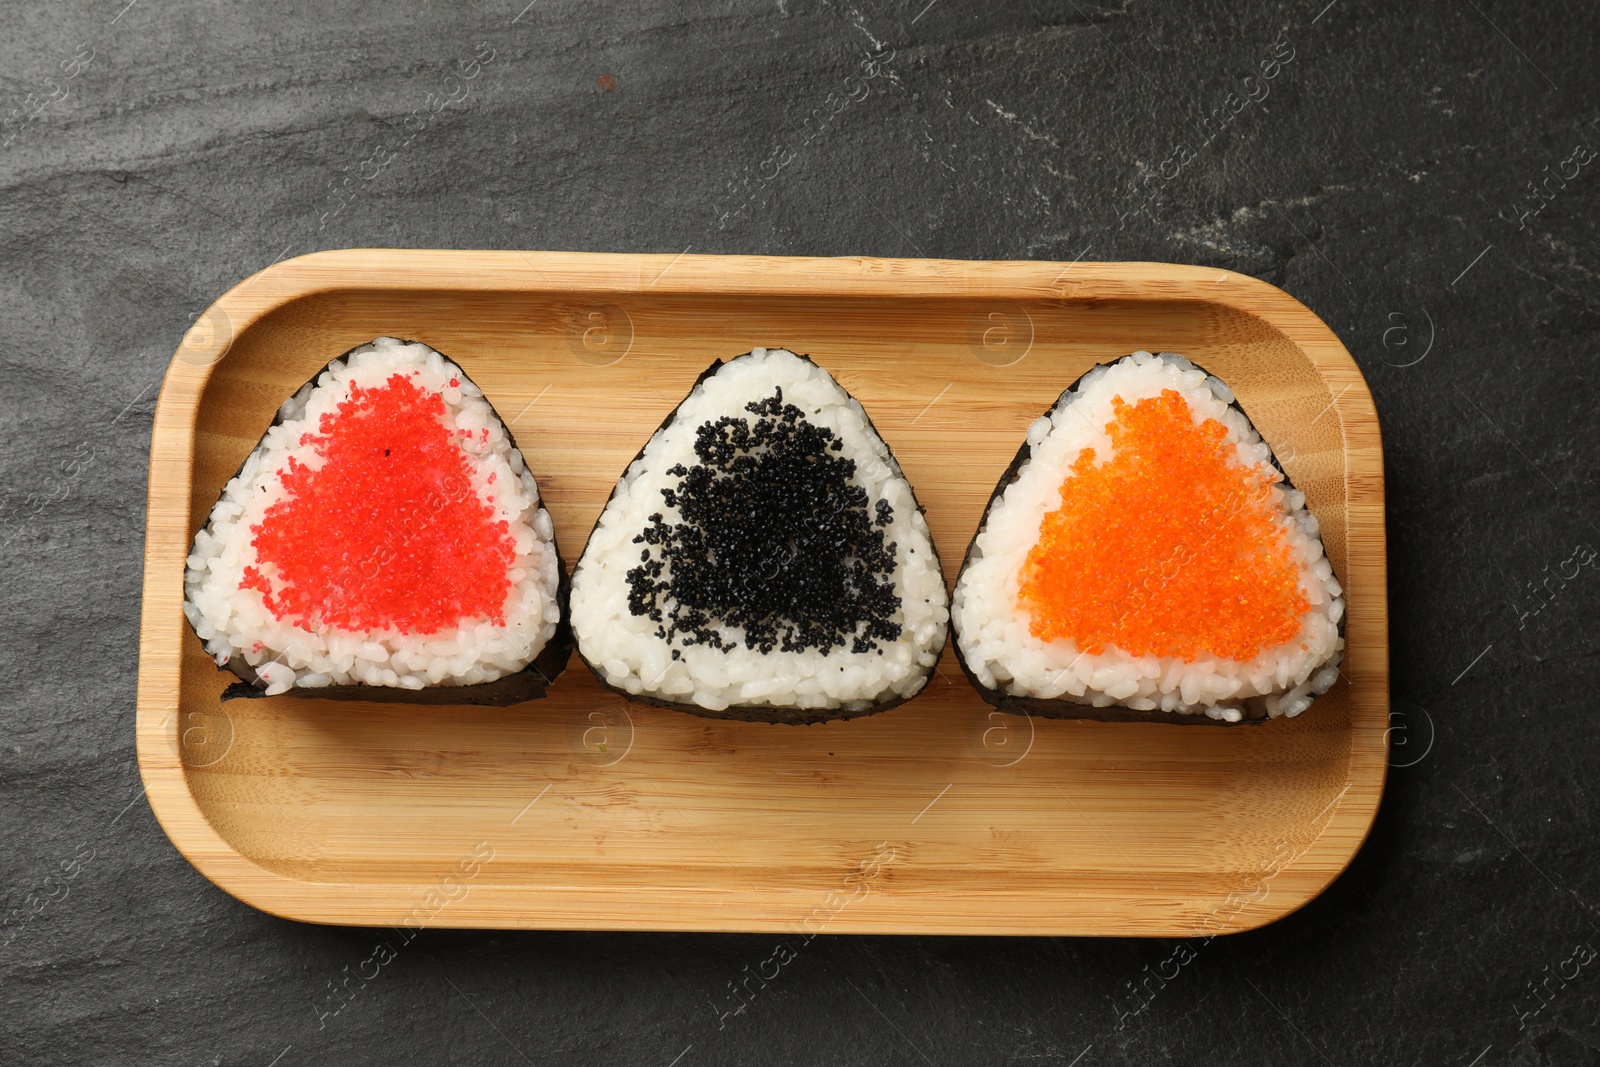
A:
185 337 573 707
949 351 1348 727
569 349 948 726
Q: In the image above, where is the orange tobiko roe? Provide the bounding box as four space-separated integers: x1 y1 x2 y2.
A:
240 372 515 635
1017 388 1308 663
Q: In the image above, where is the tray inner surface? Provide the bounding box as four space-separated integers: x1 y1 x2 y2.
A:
167 279 1372 933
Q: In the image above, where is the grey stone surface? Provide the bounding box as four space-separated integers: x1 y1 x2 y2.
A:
4 0 1599 1063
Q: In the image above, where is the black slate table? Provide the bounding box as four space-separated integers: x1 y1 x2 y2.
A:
4 1 1598 1064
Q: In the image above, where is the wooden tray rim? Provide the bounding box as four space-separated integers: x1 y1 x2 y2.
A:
135 249 1388 936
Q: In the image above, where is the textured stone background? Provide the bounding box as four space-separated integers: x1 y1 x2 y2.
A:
4 0 1599 1064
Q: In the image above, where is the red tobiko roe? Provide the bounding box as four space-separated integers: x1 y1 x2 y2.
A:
240 372 515 635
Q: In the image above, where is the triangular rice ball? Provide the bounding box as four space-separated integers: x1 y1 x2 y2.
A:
952 350 1344 724
571 348 948 723
183 336 570 705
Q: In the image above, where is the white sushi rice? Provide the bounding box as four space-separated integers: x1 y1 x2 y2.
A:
183 337 561 695
952 351 1344 721
570 348 948 714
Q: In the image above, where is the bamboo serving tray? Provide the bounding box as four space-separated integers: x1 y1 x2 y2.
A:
137 250 1387 936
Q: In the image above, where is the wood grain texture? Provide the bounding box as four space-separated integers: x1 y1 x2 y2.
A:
136 250 1388 936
